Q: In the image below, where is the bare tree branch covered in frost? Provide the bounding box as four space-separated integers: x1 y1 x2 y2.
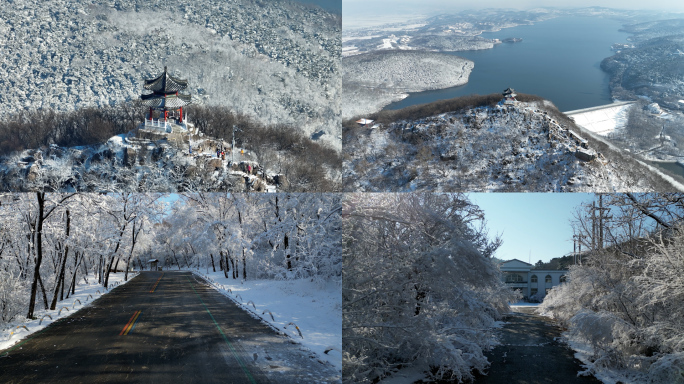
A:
167 193 342 282
541 193 684 384
0 193 163 323
342 193 517 383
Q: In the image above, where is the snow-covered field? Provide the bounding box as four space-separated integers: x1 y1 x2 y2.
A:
192 270 342 372
0 272 138 353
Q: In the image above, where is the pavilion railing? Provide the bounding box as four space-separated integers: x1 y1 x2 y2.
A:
143 119 172 133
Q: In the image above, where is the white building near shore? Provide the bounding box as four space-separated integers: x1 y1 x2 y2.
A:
499 259 567 299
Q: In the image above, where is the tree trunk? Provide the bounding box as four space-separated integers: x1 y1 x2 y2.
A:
68 251 82 298
104 255 116 288
27 192 45 320
104 229 126 289
80 253 89 289
51 210 70 309
221 251 229 278
242 248 246 280
210 253 216 272
37 272 49 312
98 255 103 284
285 234 291 270
125 221 142 282
170 250 181 270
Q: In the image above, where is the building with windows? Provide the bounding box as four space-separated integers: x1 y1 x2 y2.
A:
499 259 568 299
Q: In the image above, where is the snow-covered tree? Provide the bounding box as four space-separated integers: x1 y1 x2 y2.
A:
343 193 515 383
541 193 684 383
0 192 340 330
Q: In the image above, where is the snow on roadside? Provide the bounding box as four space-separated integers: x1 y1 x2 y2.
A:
0 272 138 353
567 338 652 384
192 270 342 372
379 366 429 384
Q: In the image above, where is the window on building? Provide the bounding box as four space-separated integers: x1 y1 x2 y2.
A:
545 275 552 283
531 274 538 283
505 273 524 283
531 288 538 296
560 275 567 283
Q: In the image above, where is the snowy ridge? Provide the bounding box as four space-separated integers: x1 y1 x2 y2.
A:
0 133 283 192
344 101 675 192
0 272 138 354
191 270 342 373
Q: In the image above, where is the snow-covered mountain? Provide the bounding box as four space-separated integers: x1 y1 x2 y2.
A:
0 130 337 192
0 0 341 149
343 99 681 192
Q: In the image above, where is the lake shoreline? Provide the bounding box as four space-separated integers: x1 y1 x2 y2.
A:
382 16 631 113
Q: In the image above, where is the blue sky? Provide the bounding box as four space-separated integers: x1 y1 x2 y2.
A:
468 193 594 263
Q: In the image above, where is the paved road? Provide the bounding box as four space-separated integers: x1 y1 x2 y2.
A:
476 307 600 384
0 271 337 383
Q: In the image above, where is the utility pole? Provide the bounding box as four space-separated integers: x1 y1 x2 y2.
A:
573 234 583 265
590 194 612 251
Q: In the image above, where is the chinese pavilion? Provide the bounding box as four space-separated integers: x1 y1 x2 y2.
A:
140 66 192 131
502 87 517 105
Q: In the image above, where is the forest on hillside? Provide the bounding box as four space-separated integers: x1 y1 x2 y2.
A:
0 104 341 192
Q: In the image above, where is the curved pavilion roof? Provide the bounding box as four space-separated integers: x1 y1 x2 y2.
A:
141 66 192 109
143 66 189 94
141 93 192 109
503 87 516 96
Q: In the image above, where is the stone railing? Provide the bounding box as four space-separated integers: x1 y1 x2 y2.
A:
143 119 172 133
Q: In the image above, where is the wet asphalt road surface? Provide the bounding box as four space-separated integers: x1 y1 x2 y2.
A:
475 307 600 384
0 271 338 384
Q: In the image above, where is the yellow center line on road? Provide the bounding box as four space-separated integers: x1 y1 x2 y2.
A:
120 310 142 336
149 272 164 293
